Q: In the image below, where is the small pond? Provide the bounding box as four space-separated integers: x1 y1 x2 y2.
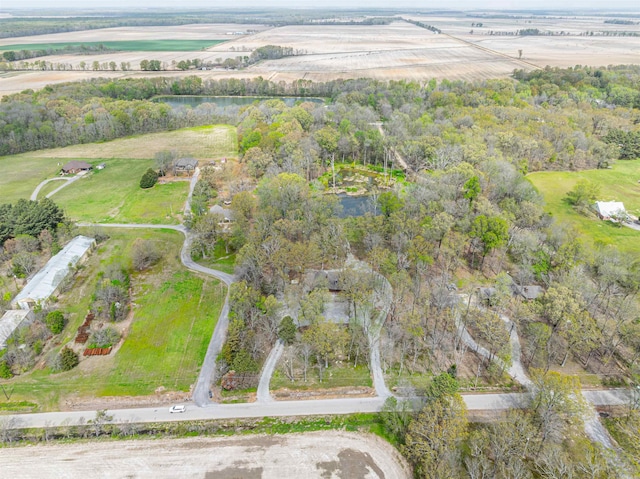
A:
154 95 324 108
338 194 378 218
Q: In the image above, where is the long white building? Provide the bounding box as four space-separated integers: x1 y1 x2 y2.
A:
11 235 95 310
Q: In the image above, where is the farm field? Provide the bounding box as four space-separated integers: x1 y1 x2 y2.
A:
409 14 640 68
0 40 227 52
3 14 640 96
528 160 640 256
0 24 267 46
3 228 225 411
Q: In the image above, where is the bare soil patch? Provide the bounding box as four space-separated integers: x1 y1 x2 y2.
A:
0 431 411 479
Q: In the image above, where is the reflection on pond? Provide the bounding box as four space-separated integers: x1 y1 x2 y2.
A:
337 194 378 218
154 96 324 108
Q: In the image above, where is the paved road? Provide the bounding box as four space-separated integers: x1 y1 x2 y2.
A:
183 167 200 216
3 389 632 430
256 339 285 403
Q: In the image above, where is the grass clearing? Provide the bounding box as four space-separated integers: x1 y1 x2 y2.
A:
0 155 61 203
29 125 238 160
51 159 188 224
528 160 640 256
196 241 236 275
0 40 226 52
271 363 373 391
2 228 225 410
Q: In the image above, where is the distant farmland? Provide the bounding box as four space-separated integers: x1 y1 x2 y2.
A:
0 40 226 52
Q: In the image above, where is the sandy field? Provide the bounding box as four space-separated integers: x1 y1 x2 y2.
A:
0 431 411 479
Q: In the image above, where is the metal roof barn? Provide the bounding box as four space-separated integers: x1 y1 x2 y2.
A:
11 235 96 310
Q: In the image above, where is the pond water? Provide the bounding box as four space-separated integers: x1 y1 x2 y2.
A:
154 95 324 108
338 194 378 218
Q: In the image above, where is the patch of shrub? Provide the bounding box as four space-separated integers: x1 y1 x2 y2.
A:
0 360 13 379
45 310 65 334
88 327 120 349
54 346 79 372
139 168 159 189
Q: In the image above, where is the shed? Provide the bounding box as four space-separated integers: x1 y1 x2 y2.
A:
0 310 35 349
61 160 92 174
174 158 198 176
12 235 96 310
594 201 627 221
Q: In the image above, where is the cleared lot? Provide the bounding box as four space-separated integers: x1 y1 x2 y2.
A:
0 431 411 479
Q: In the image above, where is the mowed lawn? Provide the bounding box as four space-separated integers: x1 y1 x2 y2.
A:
3 229 225 409
0 40 226 52
53 159 189 224
528 160 640 255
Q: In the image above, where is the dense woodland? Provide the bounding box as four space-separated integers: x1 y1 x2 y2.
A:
1 66 640 475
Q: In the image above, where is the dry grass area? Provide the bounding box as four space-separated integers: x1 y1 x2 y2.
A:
0 431 411 479
28 125 237 160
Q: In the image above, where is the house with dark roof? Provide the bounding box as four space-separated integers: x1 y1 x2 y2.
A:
61 160 92 174
174 158 198 176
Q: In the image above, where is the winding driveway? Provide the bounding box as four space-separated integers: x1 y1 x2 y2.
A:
30 174 84 201
455 296 624 457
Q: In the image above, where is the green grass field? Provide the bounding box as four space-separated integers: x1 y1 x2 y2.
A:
528 160 640 255
0 40 226 52
0 125 237 220
3 228 225 410
52 159 188 224
0 155 61 203
29 125 238 160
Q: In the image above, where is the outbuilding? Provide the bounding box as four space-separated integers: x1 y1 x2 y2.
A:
594 201 627 221
11 235 96 310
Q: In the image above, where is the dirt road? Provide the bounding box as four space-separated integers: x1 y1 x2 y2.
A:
0 431 411 479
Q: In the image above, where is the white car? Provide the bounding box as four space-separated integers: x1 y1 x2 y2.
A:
169 405 186 413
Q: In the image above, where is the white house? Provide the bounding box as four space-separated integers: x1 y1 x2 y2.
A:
594 201 627 221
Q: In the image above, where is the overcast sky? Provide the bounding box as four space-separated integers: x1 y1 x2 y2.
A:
4 1 640 11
